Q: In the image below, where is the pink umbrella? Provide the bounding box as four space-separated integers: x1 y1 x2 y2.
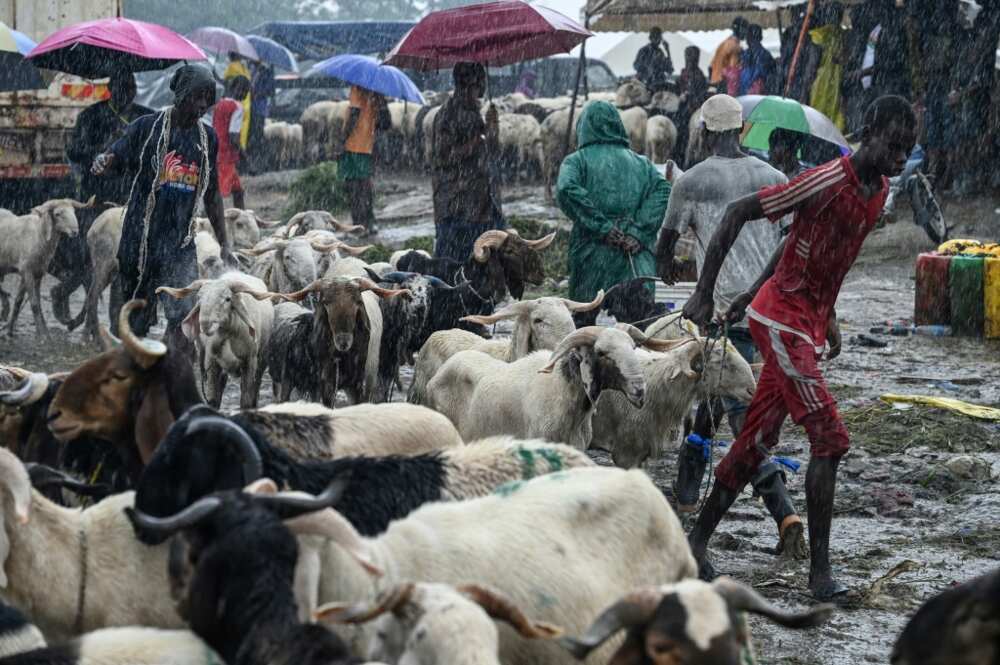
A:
384 0 592 71
28 17 206 79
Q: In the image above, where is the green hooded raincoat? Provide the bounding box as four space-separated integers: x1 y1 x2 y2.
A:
556 102 670 302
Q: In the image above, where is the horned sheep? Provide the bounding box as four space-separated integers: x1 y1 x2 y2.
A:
408 292 604 404
426 326 684 450
225 466 698 664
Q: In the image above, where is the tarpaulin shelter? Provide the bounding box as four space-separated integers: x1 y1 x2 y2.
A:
584 0 860 32
248 21 416 60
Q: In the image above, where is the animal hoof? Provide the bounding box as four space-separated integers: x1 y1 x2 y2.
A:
809 576 848 602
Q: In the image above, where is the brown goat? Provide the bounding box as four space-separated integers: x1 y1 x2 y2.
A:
47 300 201 481
277 277 409 406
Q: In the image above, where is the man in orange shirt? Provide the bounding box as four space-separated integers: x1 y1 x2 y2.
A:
336 85 387 235
710 17 749 96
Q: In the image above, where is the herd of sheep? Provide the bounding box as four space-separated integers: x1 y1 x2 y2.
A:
264 79 691 193
0 187 987 664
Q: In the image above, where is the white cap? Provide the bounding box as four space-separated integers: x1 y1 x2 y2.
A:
701 94 744 133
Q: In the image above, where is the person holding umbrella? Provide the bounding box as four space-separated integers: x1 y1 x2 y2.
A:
556 101 669 326
431 62 504 261
59 72 151 326
334 83 388 236
91 64 233 352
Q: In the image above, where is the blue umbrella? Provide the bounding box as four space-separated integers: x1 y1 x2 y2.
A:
246 35 297 72
309 54 424 104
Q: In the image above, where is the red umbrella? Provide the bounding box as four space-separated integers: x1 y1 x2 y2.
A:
384 0 591 71
27 18 206 79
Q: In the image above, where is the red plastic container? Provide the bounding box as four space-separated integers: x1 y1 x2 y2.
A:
914 252 951 326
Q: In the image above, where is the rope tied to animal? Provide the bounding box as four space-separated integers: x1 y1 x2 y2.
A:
74 526 88 635
124 107 212 300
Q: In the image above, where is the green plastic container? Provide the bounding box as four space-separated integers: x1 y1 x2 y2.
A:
949 255 985 337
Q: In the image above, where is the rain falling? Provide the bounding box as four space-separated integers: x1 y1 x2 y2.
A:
0 0 998 663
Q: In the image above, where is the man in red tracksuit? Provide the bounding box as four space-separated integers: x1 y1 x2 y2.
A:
213 75 250 210
682 95 916 600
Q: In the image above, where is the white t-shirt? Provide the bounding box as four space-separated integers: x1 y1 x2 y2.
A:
661 155 789 326
862 24 881 90
228 105 244 134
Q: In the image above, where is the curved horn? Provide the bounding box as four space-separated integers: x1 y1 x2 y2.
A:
184 415 263 484
363 267 386 283
155 280 208 300
0 373 49 406
459 585 563 639
253 215 285 228
425 275 452 289
556 588 664 661
378 271 419 285
70 195 96 209
118 300 167 369
98 324 122 351
331 219 365 234
315 583 415 624
280 279 326 303
25 463 111 499
242 240 286 256
523 231 557 251
713 577 834 629
226 281 287 302
251 474 352 519
460 301 531 326
615 322 696 353
560 289 605 313
125 496 222 537
473 230 510 262
355 278 411 300
539 327 603 373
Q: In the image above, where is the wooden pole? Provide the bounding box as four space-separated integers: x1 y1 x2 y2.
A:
564 14 589 158
783 0 816 98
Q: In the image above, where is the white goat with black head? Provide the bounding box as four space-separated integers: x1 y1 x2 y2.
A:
559 577 832 665
426 326 684 449
158 272 282 409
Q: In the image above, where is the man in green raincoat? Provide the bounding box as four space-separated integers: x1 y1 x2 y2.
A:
556 101 670 320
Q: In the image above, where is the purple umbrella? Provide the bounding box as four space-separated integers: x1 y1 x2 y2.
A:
27 18 206 78
187 27 258 61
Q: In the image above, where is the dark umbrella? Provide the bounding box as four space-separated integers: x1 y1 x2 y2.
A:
27 18 206 79
0 22 46 92
383 0 591 71
246 35 297 72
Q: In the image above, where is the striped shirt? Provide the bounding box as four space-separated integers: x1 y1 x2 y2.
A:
749 156 889 349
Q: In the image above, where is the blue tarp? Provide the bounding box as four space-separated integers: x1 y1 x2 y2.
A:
248 21 416 60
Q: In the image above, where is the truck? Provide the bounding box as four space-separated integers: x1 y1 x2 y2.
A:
0 0 118 211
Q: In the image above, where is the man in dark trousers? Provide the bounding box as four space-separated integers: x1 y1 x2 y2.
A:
431 62 504 261
634 27 673 92
61 72 150 327
682 95 916 601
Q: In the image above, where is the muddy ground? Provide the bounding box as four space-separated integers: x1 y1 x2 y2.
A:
2 170 999 664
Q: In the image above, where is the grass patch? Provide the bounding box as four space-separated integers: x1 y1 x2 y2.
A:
283 161 349 219
362 235 437 266
508 216 570 283
841 401 1000 455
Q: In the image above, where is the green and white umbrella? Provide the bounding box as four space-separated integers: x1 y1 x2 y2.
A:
737 95 850 154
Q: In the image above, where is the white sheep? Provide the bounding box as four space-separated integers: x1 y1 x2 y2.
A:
80 206 125 346
615 79 651 108
618 106 648 154
408 291 604 404
263 120 303 170
0 197 92 337
242 238 350 295
157 272 280 409
426 326 678 450
0 447 184 640
0 599 221 665
317 582 561 665
497 113 545 181
645 115 678 165
300 100 349 163
284 465 697 665
224 208 283 250
541 106 580 199
284 210 364 239
591 334 757 469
